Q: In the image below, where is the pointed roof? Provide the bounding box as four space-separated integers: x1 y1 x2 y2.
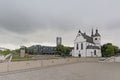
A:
81 33 94 43
78 30 81 33
76 30 94 43
93 29 101 37
91 28 94 37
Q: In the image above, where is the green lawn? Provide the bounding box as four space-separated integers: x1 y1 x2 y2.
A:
12 54 33 61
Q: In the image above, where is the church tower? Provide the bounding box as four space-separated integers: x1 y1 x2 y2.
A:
93 29 101 46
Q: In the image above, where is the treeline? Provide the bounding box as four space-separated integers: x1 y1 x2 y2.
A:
101 43 120 57
0 49 11 55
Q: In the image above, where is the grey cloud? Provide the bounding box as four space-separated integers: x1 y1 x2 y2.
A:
0 0 80 34
0 0 120 49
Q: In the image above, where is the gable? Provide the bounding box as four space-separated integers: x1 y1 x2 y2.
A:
74 34 86 43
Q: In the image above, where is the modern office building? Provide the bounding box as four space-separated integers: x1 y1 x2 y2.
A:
28 45 56 55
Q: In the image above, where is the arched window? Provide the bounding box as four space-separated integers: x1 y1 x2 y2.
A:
76 44 79 50
81 43 83 50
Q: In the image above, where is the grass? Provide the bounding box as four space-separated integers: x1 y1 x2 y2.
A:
12 54 71 62
12 54 33 61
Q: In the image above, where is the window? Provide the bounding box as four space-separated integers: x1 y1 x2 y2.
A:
81 43 83 50
76 44 79 50
94 50 96 55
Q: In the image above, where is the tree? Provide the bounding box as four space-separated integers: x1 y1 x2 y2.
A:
56 45 71 57
56 45 65 56
3 49 11 55
105 45 114 57
0 50 3 54
102 43 115 57
64 47 71 56
113 46 119 56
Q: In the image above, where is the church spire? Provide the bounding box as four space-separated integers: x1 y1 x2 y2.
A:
96 29 98 33
91 28 94 37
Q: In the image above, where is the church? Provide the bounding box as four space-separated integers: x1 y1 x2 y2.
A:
72 29 101 57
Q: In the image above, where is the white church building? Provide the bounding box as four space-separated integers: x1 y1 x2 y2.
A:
72 29 101 57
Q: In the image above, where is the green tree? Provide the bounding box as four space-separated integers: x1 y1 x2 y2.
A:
56 45 65 56
113 46 119 56
102 43 115 57
3 49 11 55
105 45 114 57
64 47 71 56
56 45 71 57
0 50 3 55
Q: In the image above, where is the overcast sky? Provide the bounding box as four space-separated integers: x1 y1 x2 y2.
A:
0 0 120 49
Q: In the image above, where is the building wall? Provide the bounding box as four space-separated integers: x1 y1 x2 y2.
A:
93 36 101 46
28 45 56 55
86 49 101 57
72 35 87 57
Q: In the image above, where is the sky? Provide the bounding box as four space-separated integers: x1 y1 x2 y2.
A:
0 0 120 49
